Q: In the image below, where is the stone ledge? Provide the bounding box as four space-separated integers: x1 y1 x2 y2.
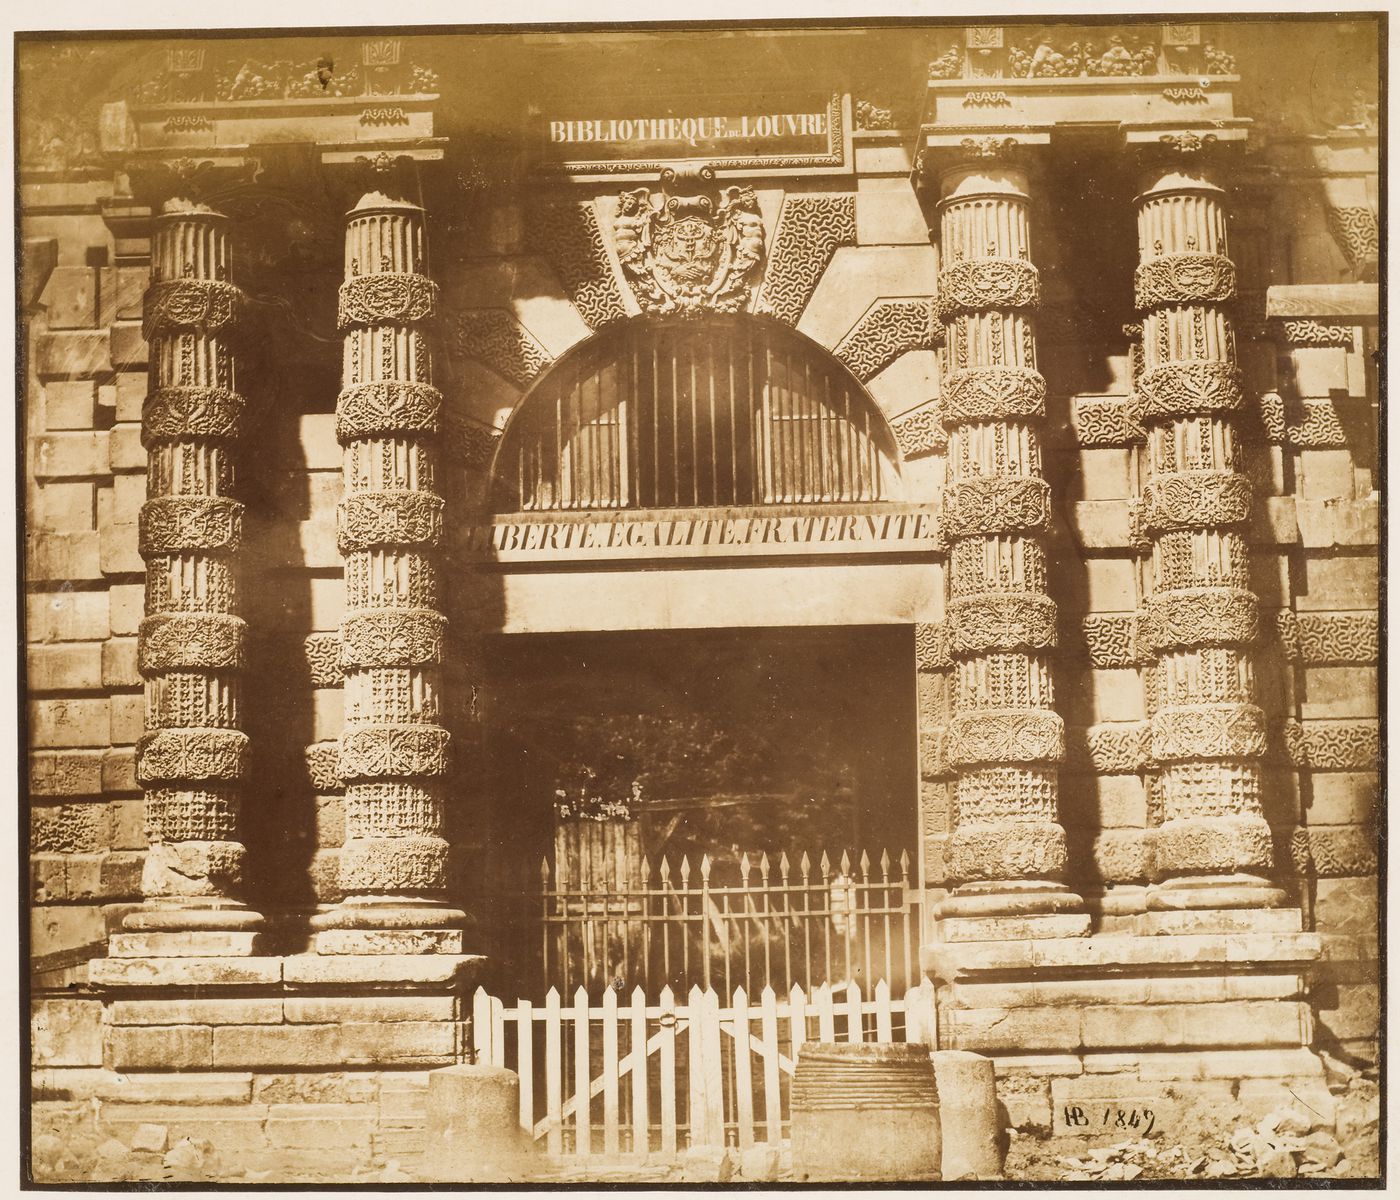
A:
1266 283 1379 320
923 930 1322 980
89 953 485 990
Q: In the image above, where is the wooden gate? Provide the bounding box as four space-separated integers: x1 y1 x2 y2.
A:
471 979 936 1158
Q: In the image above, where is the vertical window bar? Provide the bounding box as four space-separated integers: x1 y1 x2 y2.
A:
707 334 719 504
727 330 739 503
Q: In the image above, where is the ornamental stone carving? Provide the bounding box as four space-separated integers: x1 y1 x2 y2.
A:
1139 587 1259 652
915 622 953 672
335 380 443 440
892 401 947 459
938 257 1040 316
337 272 438 328
304 634 344 687
338 491 444 552
136 728 250 784
340 836 449 892
339 608 446 669
1140 471 1251 531
942 477 1052 538
946 709 1064 767
1151 704 1268 761
138 614 246 672
444 309 552 389
305 741 344 792
943 366 1046 423
141 386 243 443
1276 319 1353 346
833 298 940 381
138 495 243 555
145 789 240 842
525 199 629 330
758 194 856 325
338 723 451 780
1296 614 1379 664
1136 360 1243 418
141 279 243 339
1133 253 1236 309
613 168 764 315
1290 826 1378 878
1073 397 1144 446
947 593 1058 653
1324 205 1379 274
1291 720 1380 770
1080 615 1139 668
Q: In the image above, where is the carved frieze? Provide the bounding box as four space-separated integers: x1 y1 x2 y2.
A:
1139 587 1259 653
1324 206 1379 274
947 593 1058 654
1136 360 1243 419
335 380 442 441
1063 722 1151 774
444 309 551 389
305 741 344 792
337 491 444 552
758 195 856 326
1295 614 1379 665
138 496 243 555
1285 719 1379 770
1275 319 1354 347
1290 826 1378 878
340 836 448 891
938 257 1040 316
942 476 1052 538
1140 470 1252 532
943 366 1046 424
142 386 243 444
339 608 446 669
833 298 939 381
946 709 1064 767
1150 703 1268 762
137 728 249 784
338 723 451 780
337 273 438 328
1133 253 1236 309
138 613 246 673
914 622 952 672
145 788 240 842
141 279 243 340
443 416 502 469
612 169 764 315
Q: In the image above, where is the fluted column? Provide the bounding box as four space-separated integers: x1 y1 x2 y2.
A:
312 174 465 945
1133 157 1285 912
934 158 1086 931
129 197 261 934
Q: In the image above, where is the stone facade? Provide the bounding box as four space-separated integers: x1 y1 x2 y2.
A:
23 18 1379 1182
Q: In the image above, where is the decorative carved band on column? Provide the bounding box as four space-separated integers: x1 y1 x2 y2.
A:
932 153 1086 931
129 198 261 934
312 174 465 942
1133 155 1285 912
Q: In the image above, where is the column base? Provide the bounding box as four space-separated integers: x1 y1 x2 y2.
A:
1148 874 1289 912
308 899 468 953
937 880 1088 922
122 900 265 938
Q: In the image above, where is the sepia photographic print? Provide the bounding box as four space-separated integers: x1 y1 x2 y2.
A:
16 5 1384 1188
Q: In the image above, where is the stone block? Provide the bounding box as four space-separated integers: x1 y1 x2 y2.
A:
100 638 139 690
1296 498 1379 549
1315 983 1378 1041
103 1104 273 1152
1315 875 1378 937
211 1024 341 1069
27 531 102 581
110 998 282 1028
298 414 341 469
31 998 103 1067
314 928 462 955
282 995 457 1024
106 424 145 471
107 693 143 745
422 1065 533 1182
109 931 263 958
108 324 148 369
65 852 142 900
1138 908 1302 936
1071 501 1131 548
1142 976 1228 1005
1300 448 1358 500
251 1073 358 1105
1178 1001 1310 1049
941 913 1090 942
105 1025 213 1071
1306 773 1377 825
1195 1048 1324 1080
33 432 108 480
43 381 98 430
27 643 103 692
29 750 104 796
35 481 98 532
1288 346 1348 397
1080 1004 1184 1050
855 178 931 245
1301 665 1377 719
339 1021 459 1064
89 957 282 988
35 329 110 378
1294 553 1377 610
28 591 109 642
111 473 146 525
31 854 66 901
98 523 142 574
41 266 98 329
101 748 138 794
107 584 144 637
266 1104 376 1150
113 372 145 423
994 1071 1052 1132
30 698 111 749
282 953 481 987
1236 1078 1336 1127
945 1007 1081 1054
98 266 148 324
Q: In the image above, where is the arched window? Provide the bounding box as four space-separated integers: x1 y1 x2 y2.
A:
490 316 900 512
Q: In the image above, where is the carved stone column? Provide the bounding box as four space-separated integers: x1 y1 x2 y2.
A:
311 166 465 949
129 188 261 938
933 153 1087 934
1133 151 1285 912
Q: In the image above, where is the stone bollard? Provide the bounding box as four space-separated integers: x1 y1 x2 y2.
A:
791 1043 941 1181
422 1064 534 1182
932 1050 1002 1180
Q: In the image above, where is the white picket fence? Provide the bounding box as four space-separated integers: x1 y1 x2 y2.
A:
471 978 935 1158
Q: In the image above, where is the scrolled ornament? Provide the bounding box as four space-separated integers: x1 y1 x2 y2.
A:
946 708 1065 767
139 613 247 673
340 607 446 669
1140 470 1251 531
1134 253 1236 309
335 380 442 441
1136 360 1243 419
914 622 952 672
339 835 449 892
136 727 249 784
938 257 1040 317
942 365 1046 425
947 592 1058 655
139 495 243 556
338 490 444 552
142 279 243 339
1138 587 1259 652
942 476 1051 538
337 272 438 328
1150 702 1267 762
338 722 451 780
141 386 244 445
